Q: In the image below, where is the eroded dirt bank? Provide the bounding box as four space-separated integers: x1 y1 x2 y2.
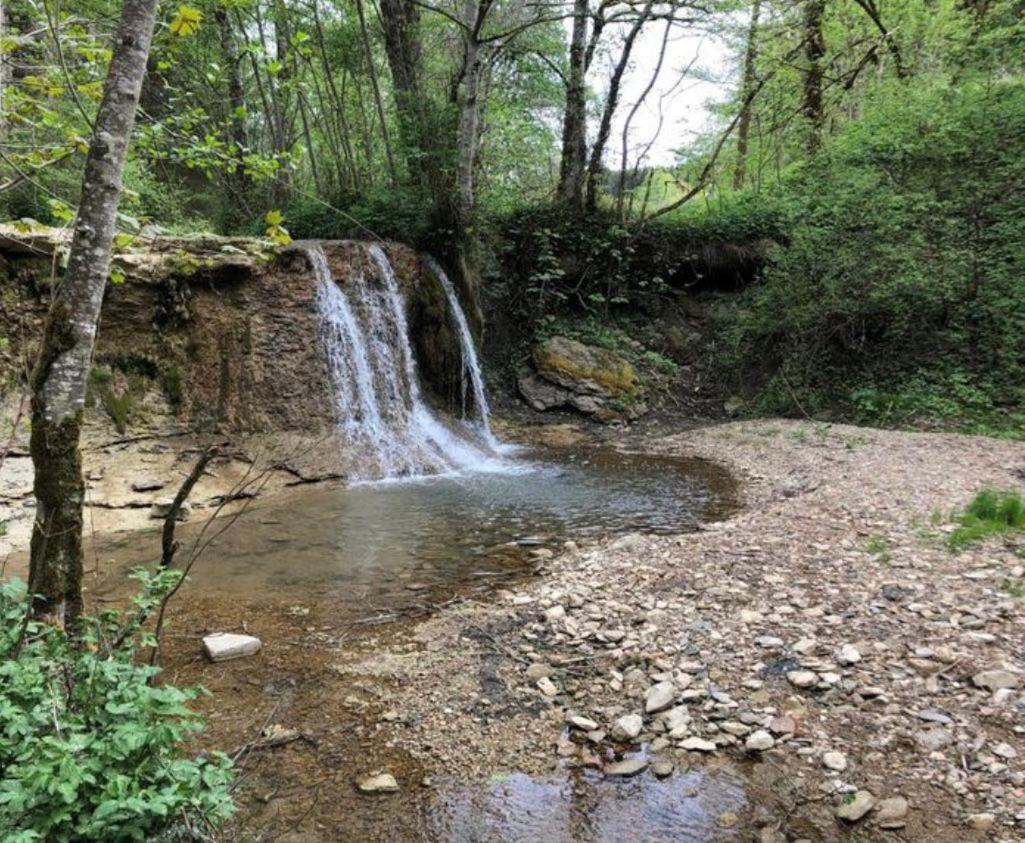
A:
331 419 1024 841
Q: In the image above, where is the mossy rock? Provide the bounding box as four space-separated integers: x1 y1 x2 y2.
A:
533 336 641 399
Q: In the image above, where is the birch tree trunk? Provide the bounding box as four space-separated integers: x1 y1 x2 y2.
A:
28 0 159 623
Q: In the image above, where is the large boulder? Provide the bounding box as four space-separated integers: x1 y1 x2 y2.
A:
518 336 646 423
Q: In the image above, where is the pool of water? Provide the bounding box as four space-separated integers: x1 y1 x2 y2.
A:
87 446 734 610
425 766 747 842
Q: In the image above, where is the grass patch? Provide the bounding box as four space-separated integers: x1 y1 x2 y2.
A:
948 489 1025 551
1001 577 1025 598
865 535 892 564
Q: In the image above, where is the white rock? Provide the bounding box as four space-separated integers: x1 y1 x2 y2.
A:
611 714 643 742
838 644 862 665
566 714 599 731
745 730 775 751
545 605 566 621
680 737 716 752
357 772 399 793
202 632 261 662
822 751 848 772
836 790 875 821
644 681 676 714
151 500 190 520
966 813 995 831
973 669 1020 691
604 758 648 777
787 670 818 688
537 677 558 697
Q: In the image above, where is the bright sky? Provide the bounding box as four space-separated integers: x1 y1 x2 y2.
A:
602 23 736 166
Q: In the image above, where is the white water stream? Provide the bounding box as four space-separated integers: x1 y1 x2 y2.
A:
309 243 509 480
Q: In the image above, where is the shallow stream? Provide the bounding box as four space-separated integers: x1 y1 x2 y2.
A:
81 445 752 841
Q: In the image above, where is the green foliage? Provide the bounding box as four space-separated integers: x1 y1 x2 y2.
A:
715 78 1025 436
0 572 234 840
267 188 433 243
949 489 1025 551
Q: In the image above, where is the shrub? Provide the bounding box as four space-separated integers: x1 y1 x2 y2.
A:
715 77 1025 435
949 489 1025 550
0 572 234 841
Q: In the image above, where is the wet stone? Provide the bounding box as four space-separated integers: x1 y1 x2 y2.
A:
603 758 648 778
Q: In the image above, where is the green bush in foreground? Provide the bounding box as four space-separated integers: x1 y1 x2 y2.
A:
0 573 234 842
949 489 1025 551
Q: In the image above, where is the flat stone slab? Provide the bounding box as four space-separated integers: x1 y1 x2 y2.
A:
202 632 262 662
604 758 648 778
357 772 399 793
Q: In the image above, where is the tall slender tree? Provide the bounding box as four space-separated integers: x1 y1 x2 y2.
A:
733 0 762 189
28 0 160 623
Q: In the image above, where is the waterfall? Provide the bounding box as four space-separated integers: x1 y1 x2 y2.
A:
309 243 505 480
423 255 499 450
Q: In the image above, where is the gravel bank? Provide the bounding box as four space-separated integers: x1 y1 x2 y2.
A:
343 419 1025 841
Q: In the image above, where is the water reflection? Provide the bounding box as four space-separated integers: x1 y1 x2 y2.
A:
425 768 745 842
89 447 735 610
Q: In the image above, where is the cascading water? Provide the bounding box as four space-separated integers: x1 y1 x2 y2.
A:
422 255 500 451
309 243 508 480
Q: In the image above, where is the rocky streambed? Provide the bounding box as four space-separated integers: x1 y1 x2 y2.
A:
3 418 1023 841
331 419 1024 841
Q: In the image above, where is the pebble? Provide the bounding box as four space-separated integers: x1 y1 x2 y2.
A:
525 662 554 681
973 669 1020 691
356 772 399 793
610 714 643 742
651 758 674 778
680 737 716 752
745 730 775 751
604 758 648 778
787 670 818 688
644 681 676 714
537 677 558 697
835 790 876 821
875 796 908 829
838 644 862 665
822 751 848 772
914 728 953 752
566 714 598 731
131 477 166 492
966 813 995 831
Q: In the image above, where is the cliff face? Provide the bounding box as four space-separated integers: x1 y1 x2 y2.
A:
0 228 456 436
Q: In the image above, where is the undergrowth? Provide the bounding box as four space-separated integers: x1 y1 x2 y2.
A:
0 571 235 840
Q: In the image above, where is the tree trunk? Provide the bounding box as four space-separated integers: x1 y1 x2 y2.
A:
355 0 399 186
585 0 654 212
216 8 252 202
733 0 762 189
28 0 159 623
454 39 483 233
558 0 588 210
379 0 437 192
802 0 826 153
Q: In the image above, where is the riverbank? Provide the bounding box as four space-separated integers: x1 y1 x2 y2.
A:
3 418 1023 840
334 418 1024 840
